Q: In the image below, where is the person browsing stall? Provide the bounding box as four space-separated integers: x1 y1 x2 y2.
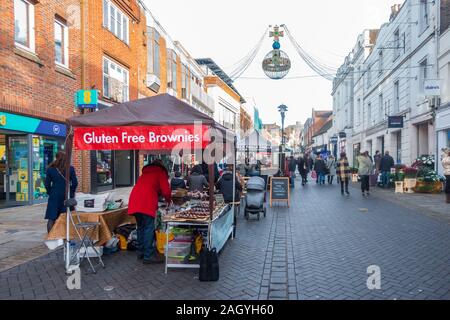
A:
187 164 209 192
128 159 171 264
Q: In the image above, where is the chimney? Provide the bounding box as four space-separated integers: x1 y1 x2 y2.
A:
390 4 402 21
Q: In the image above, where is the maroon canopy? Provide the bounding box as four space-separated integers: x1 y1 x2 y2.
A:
68 93 224 129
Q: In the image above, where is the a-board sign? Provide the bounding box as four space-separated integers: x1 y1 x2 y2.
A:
269 177 290 207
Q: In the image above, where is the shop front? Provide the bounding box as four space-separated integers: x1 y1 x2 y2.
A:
0 111 66 208
436 105 450 175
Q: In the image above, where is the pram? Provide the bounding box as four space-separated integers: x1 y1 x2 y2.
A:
244 176 266 220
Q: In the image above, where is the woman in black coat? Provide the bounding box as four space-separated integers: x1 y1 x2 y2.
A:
44 151 78 232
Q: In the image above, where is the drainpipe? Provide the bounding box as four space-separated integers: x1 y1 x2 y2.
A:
434 0 440 172
80 0 88 192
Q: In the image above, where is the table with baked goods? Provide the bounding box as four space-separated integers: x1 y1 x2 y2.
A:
161 190 235 273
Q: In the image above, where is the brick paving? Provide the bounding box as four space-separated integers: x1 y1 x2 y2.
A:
0 180 449 300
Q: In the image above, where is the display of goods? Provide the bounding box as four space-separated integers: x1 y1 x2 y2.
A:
172 188 188 198
187 191 208 200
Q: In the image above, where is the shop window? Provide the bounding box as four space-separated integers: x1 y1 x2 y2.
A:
96 150 112 186
14 0 35 52
32 136 63 200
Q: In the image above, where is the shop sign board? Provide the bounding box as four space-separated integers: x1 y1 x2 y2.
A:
74 125 211 151
75 90 98 108
0 112 66 137
269 176 290 207
423 80 441 96
329 136 338 144
388 116 404 128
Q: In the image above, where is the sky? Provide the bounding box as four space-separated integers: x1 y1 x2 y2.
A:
143 0 403 126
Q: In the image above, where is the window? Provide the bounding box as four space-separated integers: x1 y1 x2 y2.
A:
103 0 129 44
396 132 402 164
153 30 160 78
357 98 361 125
96 150 112 186
379 94 384 122
366 65 372 89
393 29 400 61
378 50 383 76
394 81 400 113
103 57 129 102
419 59 428 92
54 19 69 67
420 0 429 32
172 51 177 93
14 0 35 51
223 107 236 130
181 64 190 100
367 103 372 126
167 49 173 89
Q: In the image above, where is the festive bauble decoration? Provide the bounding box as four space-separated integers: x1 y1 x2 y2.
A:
262 49 291 79
272 41 281 50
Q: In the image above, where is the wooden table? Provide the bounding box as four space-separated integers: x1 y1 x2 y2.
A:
46 207 135 246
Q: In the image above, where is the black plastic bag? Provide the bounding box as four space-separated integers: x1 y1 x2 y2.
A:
199 248 219 282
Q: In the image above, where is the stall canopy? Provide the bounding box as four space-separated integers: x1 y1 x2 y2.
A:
68 93 234 151
237 129 278 153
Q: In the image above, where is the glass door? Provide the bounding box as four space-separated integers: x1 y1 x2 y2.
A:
6 135 30 206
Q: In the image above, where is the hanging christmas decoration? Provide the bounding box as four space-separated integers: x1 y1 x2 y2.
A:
262 25 291 79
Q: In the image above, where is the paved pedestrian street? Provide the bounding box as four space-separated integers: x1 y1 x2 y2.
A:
0 180 449 300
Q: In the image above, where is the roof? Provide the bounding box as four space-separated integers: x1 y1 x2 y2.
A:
312 119 333 138
195 58 246 103
68 93 230 135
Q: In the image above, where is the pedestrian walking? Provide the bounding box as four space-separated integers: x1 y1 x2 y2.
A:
288 156 297 188
44 151 78 233
357 151 373 196
313 154 327 185
298 155 307 186
441 148 450 204
336 152 350 196
128 159 171 264
326 155 336 184
374 150 382 174
379 151 394 188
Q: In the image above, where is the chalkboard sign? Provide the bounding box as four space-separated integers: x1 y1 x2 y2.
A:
269 177 290 207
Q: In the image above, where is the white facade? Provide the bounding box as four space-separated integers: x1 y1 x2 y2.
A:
333 1 441 167
207 86 240 133
332 29 377 165
436 10 450 175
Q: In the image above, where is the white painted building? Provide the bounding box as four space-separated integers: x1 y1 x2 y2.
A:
332 29 379 165
334 1 441 167
436 1 450 175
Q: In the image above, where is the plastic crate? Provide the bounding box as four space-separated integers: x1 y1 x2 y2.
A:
167 242 191 258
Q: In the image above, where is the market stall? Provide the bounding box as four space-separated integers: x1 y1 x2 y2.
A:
64 94 237 274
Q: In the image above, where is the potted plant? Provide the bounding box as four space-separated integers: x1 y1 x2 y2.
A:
412 156 444 193
403 166 418 193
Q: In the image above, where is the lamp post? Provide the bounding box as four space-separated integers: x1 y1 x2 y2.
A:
278 104 288 174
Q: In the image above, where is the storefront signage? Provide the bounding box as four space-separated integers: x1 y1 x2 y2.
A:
338 131 346 138
388 116 404 128
329 136 338 143
75 90 98 108
0 112 66 137
74 125 211 150
423 80 441 96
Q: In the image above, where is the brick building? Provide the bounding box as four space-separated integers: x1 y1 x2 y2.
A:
0 0 82 207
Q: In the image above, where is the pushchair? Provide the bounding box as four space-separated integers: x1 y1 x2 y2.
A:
244 176 266 220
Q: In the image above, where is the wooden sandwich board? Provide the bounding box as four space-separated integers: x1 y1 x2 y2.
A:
269 176 290 207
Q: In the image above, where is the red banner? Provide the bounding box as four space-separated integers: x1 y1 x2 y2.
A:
74 125 210 150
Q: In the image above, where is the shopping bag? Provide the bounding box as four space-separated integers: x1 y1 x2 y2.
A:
199 248 219 282
155 230 174 255
311 171 317 179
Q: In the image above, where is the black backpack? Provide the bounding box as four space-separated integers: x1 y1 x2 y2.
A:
199 248 219 281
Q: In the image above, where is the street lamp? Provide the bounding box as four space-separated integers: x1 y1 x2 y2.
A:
278 104 288 174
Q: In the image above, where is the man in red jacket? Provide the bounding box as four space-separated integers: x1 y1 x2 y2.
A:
128 159 171 264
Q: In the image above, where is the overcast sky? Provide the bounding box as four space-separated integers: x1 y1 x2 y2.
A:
143 0 403 126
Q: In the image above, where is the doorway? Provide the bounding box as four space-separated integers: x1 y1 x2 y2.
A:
114 150 133 187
